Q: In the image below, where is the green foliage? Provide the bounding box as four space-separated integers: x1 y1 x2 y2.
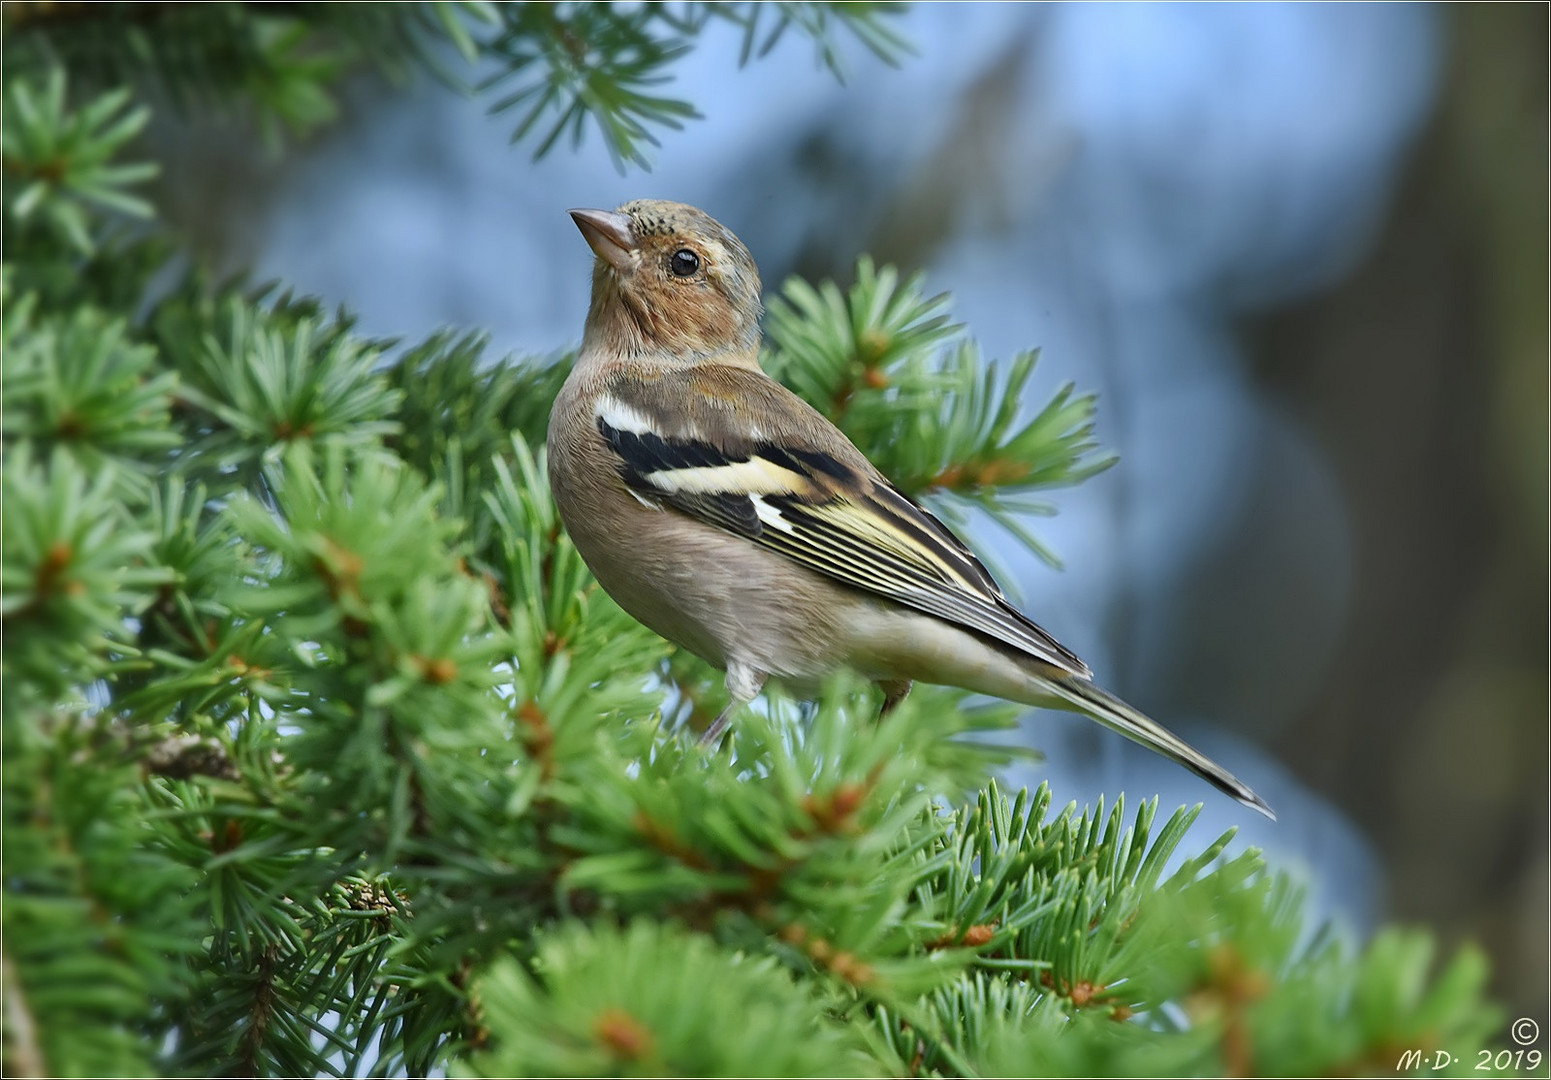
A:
160 296 403 478
3 719 201 1079
481 2 910 169
385 331 571 540
1 8 1506 1080
7 4 391 141
5 1 905 169
2 294 179 493
1 444 167 715
2 70 156 254
765 257 1117 568
463 921 877 1078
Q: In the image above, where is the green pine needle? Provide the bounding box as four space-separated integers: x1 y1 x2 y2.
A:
2 70 156 255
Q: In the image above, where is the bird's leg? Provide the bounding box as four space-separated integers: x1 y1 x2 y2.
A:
698 661 766 747
697 702 738 747
878 679 913 718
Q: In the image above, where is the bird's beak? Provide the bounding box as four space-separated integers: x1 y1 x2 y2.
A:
569 208 638 273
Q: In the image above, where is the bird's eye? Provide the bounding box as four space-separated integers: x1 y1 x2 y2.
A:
669 249 700 277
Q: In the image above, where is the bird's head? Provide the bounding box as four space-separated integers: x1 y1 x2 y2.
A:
570 200 763 367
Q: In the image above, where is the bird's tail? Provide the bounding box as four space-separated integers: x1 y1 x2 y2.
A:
1040 673 1276 821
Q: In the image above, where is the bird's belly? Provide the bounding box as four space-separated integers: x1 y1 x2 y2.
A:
556 486 853 682
582 539 731 669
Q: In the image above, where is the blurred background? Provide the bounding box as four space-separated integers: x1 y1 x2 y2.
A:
150 3 1546 1029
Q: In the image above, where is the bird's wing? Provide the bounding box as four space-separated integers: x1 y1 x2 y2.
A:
591 371 1092 678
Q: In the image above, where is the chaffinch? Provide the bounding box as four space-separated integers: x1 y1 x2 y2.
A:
547 199 1273 819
